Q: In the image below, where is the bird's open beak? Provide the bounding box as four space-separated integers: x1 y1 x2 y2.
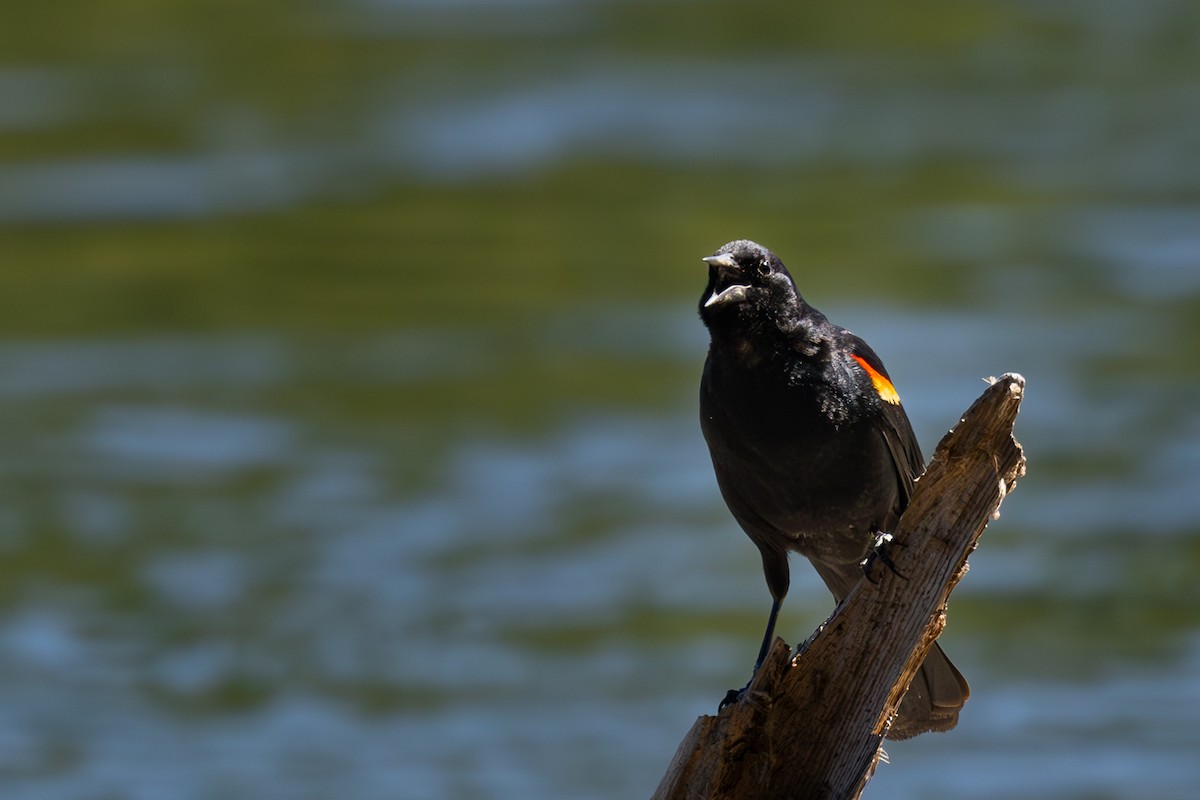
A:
702 253 738 270
702 254 749 308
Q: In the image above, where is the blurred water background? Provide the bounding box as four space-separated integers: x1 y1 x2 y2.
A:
2 2 1199 798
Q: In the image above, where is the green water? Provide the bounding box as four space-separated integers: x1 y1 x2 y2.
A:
1 2 1199 798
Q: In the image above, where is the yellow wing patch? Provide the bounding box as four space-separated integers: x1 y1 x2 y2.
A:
851 354 901 405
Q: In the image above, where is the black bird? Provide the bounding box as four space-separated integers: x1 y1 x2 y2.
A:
698 239 969 740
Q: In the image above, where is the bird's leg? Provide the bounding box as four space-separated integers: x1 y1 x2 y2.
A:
752 595 782 672
719 595 783 709
861 531 906 582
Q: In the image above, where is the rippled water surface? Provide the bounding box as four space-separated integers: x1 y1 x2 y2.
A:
1 2 1199 798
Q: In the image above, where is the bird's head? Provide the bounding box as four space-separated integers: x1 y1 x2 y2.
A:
699 240 802 335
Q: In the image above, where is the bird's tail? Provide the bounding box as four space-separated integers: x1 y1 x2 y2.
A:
886 641 970 740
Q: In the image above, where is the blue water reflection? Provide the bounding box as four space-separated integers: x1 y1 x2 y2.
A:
0 306 1194 797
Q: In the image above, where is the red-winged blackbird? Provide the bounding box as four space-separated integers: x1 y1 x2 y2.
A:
698 239 969 740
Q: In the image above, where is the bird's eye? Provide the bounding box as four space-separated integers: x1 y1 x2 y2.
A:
755 261 773 278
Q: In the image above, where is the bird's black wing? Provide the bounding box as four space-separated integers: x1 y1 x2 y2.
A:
843 333 926 507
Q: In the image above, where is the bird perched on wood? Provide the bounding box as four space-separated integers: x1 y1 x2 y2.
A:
697 239 969 740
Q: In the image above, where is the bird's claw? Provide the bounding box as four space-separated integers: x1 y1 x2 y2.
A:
861 531 906 582
718 680 751 711
718 688 742 710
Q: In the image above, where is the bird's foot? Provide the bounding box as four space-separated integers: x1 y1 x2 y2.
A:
861 531 906 582
718 681 750 711
719 685 774 711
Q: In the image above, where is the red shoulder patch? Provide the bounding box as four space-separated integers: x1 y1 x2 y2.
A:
851 354 901 405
